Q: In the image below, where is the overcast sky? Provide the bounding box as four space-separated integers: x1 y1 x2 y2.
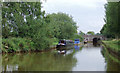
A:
42 0 107 33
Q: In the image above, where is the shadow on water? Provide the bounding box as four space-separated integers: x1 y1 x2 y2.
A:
93 43 101 47
2 47 78 71
101 46 120 71
2 43 120 71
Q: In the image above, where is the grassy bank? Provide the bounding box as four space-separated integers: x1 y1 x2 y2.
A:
102 40 120 64
2 37 35 53
2 37 59 53
102 40 120 53
0 37 1 53
102 44 120 64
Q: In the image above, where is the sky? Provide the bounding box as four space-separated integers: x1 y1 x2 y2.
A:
41 0 107 33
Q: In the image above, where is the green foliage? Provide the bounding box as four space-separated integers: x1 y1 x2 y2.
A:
2 38 35 53
102 44 120 65
103 40 120 52
101 2 120 38
51 38 59 45
2 2 78 52
2 2 52 50
87 31 95 35
0 37 2 53
2 2 44 38
96 33 101 35
118 40 120 45
79 31 85 36
73 34 83 42
46 12 77 39
100 24 114 38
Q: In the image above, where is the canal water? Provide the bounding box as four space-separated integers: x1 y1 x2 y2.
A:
2 43 120 71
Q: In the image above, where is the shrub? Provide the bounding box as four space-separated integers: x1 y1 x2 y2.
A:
118 40 120 45
2 37 35 53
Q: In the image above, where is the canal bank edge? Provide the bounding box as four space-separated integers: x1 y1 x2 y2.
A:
1 37 58 54
102 41 120 64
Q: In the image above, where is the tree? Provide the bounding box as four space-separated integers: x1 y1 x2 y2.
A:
2 2 78 50
2 2 53 49
100 2 120 38
2 2 45 38
46 12 77 39
79 31 85 36
87 31 95 35
96 33 101 35
100 24 114 38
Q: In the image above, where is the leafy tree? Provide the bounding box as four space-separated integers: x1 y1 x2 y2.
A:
100 24 114 38
46 12 77 39
101 2 120 38
79 31 85 36
2 2 78 50
2 2 53 49
87 31 95 35
96 33 101 35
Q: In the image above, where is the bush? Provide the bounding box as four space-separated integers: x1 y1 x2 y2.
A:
2 37 57 53
118 40 120 45
33 37 53 50
2 37 35 53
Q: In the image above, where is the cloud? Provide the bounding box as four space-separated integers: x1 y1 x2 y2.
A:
43 0 107 8
42 0 107 33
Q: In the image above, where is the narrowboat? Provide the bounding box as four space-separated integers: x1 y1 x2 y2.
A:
56 39 74 50
74 39 80 44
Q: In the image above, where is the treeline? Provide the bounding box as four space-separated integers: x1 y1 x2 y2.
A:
2 2 78 52
100 2 120 39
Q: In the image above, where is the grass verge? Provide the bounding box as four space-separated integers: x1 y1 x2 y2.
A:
102 40 120 53
102 40 120 64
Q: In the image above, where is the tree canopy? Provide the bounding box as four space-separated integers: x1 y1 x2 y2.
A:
100 2 120 38
87 31 95 35
46 13 77 39
2 2 78 50
79 31 85 36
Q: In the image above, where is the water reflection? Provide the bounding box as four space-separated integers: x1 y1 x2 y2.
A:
72 43 106 71
74 45 80 50
101 47 120 71
2 43 120 71
2 50 77 71
2 65 19 71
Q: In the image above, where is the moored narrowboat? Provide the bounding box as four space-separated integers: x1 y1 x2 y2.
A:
74 39 80 45
56 39 74 50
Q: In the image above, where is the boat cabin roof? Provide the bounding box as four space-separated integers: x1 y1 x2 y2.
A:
59 40 73 43
75 39 80 41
